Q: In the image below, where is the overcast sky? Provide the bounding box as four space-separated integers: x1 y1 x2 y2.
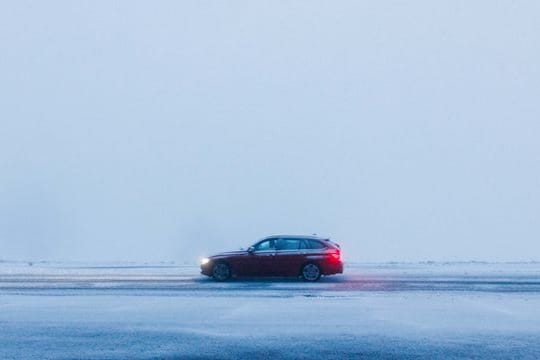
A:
1 1 539 262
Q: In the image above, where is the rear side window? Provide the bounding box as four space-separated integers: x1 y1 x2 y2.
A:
308 239 326 249
276 239 301 250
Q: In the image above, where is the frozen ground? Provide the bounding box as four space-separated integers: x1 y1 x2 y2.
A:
1 261 540 359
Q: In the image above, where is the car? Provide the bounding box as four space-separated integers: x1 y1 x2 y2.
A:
200 235 343 281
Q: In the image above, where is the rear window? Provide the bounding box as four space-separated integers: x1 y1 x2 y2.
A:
307 239 326 249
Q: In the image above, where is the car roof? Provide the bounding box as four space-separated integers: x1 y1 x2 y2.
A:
261 235 329 241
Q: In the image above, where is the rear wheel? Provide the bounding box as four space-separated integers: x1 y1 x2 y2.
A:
301 263 321 281
212 262 231 281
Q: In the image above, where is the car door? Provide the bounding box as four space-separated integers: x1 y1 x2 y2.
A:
273 238 303 276
247 239 276 276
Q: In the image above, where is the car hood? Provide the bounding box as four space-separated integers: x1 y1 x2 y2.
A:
210 250 248 259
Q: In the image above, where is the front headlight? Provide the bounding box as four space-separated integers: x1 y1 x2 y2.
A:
200 258 210 265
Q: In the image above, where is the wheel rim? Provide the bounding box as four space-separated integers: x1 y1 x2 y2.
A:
303 264 320 281
213 263 230 281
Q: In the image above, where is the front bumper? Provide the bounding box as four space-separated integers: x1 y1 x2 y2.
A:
200 262 213 277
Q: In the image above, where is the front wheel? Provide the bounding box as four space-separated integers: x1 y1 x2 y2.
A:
212 262 231 281
301 263 321 282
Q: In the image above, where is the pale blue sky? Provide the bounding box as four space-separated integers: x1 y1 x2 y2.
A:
1 1 539 262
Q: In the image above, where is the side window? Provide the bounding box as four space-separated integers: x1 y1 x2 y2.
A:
299 240 309 250
254 239 275 251
276 239 301 251
308 239 326 249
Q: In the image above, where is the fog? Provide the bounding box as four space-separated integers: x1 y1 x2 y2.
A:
1 1 539 262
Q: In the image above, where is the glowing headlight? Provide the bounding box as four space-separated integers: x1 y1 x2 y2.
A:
200 258 210 265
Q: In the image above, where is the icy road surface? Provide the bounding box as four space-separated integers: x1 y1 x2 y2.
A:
1 261 540 359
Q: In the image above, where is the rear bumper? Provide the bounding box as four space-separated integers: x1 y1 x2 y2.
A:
324 261 343 275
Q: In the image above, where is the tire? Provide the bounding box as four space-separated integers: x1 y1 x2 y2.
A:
301 263 321 282
212 262 231 281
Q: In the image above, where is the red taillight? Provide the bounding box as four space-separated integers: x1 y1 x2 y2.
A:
330 251 340 261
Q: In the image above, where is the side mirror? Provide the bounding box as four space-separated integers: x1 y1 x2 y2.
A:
247 246 255 253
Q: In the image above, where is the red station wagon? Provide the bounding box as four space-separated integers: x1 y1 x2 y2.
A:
200 235 343 281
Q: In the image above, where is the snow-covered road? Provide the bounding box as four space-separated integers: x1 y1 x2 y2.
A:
1 262 539 359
